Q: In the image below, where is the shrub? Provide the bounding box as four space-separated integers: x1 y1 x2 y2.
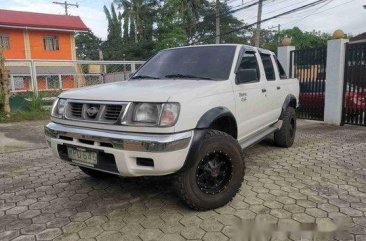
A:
27 92 48 112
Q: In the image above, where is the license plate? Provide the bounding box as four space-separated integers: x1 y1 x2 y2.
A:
67 147 98 166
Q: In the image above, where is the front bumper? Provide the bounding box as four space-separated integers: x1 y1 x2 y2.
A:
45 122 193 176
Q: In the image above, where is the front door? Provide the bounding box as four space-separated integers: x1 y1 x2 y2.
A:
233 49 269 141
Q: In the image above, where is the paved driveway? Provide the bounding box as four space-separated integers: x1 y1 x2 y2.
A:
0 120 365 241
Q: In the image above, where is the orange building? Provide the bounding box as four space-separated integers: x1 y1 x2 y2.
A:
0 9 89 92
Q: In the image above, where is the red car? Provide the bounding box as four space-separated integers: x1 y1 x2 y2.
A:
299 82 366 116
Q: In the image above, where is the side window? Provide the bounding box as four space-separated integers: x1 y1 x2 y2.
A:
236 52 260 84
260 53 275 81
274 56 287 79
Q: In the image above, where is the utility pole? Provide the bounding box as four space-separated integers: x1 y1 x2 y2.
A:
269 24 281 32
52 1 79 16
215 0 220 44
254 0 263 47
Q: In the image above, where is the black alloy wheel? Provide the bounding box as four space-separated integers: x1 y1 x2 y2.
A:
196 151 232 195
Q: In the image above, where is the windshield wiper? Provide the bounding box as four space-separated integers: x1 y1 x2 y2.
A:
131 75 160 79
164 74 213 80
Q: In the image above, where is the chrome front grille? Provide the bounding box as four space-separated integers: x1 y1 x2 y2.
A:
65 101 127 124
103 105 123 121
69 103 83 118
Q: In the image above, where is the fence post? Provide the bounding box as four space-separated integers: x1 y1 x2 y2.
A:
30 60 38 96
10 75 15 92
277 41 295 77
324 33 349 125
58 74 62 89
131 63 136 74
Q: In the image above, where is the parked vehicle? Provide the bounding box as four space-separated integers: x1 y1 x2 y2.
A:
45 44 299 210
299 81 366 114
344 83 366 113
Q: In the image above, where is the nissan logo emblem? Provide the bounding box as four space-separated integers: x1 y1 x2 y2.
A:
86 106 99 117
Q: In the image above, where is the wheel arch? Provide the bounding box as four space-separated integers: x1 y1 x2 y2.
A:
180 107 238 171
196 107 238 139
280 94 297 120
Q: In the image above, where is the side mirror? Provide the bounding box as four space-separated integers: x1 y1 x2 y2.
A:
236 69 258 84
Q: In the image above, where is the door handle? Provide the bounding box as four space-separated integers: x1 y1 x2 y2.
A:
262 88 267 93
277 86 281 90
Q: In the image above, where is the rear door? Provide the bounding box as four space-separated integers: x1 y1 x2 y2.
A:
259 52 284 122
233 48 269 141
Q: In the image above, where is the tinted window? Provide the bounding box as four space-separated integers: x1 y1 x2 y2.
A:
260 54 275 81
274 57 287 79
133 46 236 80
236 52 260 84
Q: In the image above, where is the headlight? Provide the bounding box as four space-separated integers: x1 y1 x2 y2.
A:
51 98 67 118
125 102 180 127
133 103 162 124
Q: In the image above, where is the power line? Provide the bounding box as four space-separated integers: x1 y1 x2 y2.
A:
194 0 267 28
204 0 264 22
274 0 353 28
193 0 328 44
52 1 79 15
273 0 331 18
239 0 315 23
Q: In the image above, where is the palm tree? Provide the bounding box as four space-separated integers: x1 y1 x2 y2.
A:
103 4 123 59
104 3 123 42
115 0 146 43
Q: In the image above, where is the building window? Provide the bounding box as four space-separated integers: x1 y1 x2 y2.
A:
0 34 10 49
43 36 59 51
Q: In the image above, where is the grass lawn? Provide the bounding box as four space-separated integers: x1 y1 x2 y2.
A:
0 110 50 123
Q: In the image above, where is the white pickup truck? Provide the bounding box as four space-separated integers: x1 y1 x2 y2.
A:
45 44 299 210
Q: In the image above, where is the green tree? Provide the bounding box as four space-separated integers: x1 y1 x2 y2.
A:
193 2 252 45
114 0 154 43
179 0 207 42
260 27 332 51
154 0 188 50
102 3 124 60
75 31 102 60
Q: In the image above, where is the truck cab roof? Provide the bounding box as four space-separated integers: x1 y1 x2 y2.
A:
164 44 275 56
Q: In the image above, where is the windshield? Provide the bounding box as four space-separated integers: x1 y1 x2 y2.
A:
132 46 236 81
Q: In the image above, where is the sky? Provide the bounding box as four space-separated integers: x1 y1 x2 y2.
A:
0 0 365 40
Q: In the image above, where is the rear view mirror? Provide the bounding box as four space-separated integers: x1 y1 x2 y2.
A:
236 69 258 84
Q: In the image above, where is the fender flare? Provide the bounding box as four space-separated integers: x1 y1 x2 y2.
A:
196 107 237 129
180 107 237 171
280 94 297 119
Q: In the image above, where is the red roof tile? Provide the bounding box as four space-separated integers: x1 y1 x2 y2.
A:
0 9 88 32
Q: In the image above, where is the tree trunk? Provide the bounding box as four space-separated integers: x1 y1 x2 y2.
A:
0 51 11 113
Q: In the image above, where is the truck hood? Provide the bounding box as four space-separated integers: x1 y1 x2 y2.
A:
60 79 228 102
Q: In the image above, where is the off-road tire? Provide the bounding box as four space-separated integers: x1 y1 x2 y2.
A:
174 130 245 211
79 166 112 178
274 107 296 148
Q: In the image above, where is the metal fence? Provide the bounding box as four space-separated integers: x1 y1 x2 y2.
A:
290 47 327 121
342 42 366 126
4 60 145 97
